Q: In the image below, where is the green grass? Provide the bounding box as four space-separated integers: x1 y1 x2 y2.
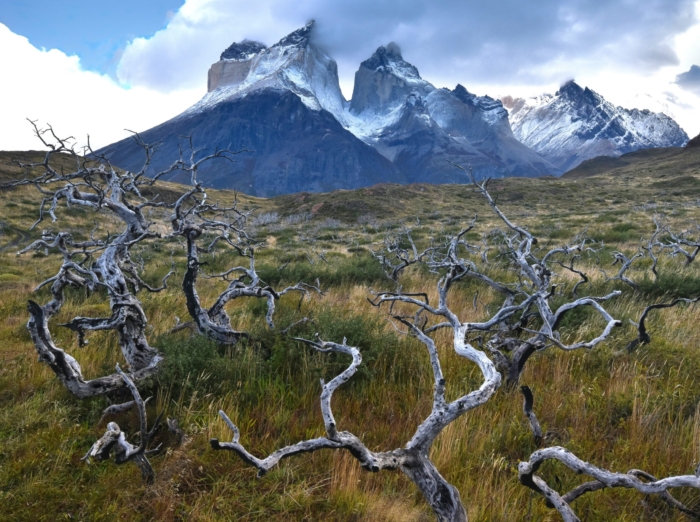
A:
5 149 700 520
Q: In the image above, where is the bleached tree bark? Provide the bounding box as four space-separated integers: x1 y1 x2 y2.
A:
6 123 236 396
519 446 700 520
83 364 163 482
210 166 622 521
169 184 321 344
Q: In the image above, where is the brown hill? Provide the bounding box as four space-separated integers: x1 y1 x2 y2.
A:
563 144 700 180
687 132 700 148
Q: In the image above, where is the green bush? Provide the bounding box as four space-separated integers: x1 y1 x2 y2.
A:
155 335 231 394
637 272 700 299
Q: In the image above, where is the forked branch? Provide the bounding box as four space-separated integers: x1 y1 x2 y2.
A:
83 364 163 482
519 446 700 521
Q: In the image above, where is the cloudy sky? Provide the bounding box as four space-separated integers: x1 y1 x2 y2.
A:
1 0 700 150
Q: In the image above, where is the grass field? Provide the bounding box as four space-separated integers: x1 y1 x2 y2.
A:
3 149 700 521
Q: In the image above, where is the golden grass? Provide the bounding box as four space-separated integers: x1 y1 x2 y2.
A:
4 155 700 520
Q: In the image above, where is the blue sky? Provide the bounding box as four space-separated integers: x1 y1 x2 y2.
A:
1 0 699 150
0 0 183 76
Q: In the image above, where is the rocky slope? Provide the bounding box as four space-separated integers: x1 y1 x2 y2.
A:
503 81 689 172
100 25 689 194
99 22 403 196
341 45 561 182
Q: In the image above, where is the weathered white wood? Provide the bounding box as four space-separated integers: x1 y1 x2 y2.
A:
170 184 321 344
83 365 162 482
519 446 700 520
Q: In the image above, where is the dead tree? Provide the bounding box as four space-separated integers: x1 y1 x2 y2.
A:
667 222 700 266
393 164 623 387
209 168 622 521
169 184 321 344
5 123 235 396
519 446 700 521
626 297 700 351
641 215 669 280
600 250 644 288
83 364 163 483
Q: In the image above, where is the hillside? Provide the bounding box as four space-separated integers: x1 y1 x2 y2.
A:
4 148 700 520
563 136 700 180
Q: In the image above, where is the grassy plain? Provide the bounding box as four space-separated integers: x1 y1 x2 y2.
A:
2 149 700 520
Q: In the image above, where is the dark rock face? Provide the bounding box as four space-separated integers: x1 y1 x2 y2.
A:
373 89 560 183
99 25 561 196
687 133 700 148
347 44 561 181
220 40 267 61
99 90 403 197
349 43 430 115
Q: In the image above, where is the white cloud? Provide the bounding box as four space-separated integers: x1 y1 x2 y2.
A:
0 23 203 151
116 0 699 96
111 0 700 139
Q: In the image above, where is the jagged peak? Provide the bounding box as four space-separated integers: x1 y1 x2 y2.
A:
452 84 476 104
272 20 315 49
556 79 584 97
220 39 267 61
361 43 421 79
555 80 604 106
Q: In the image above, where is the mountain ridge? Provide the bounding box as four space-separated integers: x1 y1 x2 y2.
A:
502 81 689 171
98 25 686 195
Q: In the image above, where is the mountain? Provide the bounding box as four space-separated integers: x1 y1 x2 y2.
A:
99 24 560 195
502 81 689 172
99 22 403 197
341 45 561 182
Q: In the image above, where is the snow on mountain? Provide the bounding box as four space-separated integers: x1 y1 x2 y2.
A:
193 21 347 119
98 22 403 197
99 24 570 195
502 81 689 171
342 44 560 181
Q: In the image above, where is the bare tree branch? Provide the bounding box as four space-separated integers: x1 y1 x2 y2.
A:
519 446 700 521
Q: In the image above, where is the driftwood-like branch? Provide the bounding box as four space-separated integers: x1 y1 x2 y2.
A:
82 364 163 482
520 385 543 447
212 166 622 520
373 165 622 387
212 326 494 521
9 125 251 396
8 125 172 395
170 185 322 344
519 446 700 521
627 297 700 351
600 251 643 288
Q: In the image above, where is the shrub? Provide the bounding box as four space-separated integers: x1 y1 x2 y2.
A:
637 272 700 299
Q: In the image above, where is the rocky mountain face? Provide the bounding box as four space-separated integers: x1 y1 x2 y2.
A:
101 24 683 196
502 81 689 172
100 22 403 196
687 133 700 148
342 45 560 183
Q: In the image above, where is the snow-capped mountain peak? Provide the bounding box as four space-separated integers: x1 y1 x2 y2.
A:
193 21 346 118
271 20 315 49
361 43 422 82
502 80 689 171
349 43 434 116
220 40 267 61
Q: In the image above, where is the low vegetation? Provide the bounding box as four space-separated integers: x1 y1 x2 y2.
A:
3 142 700 520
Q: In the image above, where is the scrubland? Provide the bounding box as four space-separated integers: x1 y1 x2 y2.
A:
3 150 700 520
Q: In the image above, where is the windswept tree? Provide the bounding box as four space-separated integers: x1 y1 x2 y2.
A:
210 168 622 521
169 183 321 344
3 124 241 398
